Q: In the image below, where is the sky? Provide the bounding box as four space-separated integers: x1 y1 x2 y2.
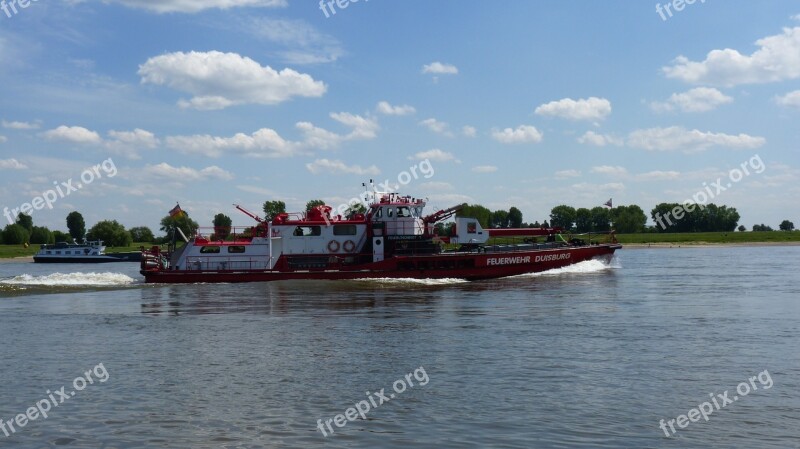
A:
1 0 799 234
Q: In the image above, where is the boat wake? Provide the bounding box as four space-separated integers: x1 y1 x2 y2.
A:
353 277 470 286
512 257 619 278
0 272 136 290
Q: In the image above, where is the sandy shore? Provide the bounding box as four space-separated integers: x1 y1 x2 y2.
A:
0 256 34 263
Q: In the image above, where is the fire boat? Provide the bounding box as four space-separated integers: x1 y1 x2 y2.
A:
140 191 621 284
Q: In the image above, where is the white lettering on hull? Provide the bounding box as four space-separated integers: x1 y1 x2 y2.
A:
486 256 531 266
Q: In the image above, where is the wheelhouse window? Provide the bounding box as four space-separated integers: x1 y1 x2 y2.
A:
228 246 246 253
334 224 357 236
397 206 410 218
387 208 394 218
200 246 221 254
293 226 322 237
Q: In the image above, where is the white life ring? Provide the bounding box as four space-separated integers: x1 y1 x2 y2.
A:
343 240 356 253
327 240 341 253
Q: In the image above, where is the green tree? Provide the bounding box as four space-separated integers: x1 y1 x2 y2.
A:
212 214 233 240
779 220 795 231
737 225 747 232
263 200 286 221
345 203 367 219
490 210 509 228
129 226 155 242
305 199 326 211
590 207 611 232
508 207 523 228
16 213 33 232
612 205 647 233
457 204 492 228
87 220 133 247
2 224 30 245
29 226 54 244
53 230 71 243
160 213 199 240
434 222 455 236
66 211 86 242
574 208 592 233
549 205 577 230
753 224 773 231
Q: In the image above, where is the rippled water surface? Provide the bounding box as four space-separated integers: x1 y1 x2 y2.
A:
1 247 798 448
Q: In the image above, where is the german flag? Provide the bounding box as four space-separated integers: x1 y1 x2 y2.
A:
169 204 185 218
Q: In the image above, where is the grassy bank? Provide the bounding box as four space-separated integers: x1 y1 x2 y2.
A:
615 231 800 245
0 243 156 259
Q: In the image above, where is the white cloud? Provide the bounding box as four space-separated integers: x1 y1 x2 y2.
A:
143 163 234 181
535 97 612 121
107 129 159 148
793 14 800 21
651 87 733 113
590 165 628 176
472 165 498 173
42 126 102 144
87 0 287 14
104 129 160 159
491 125 543 144
165 113 377 157
577 131 623 147
419 181 454 191
422 62 459 75
462 126 477 138
627 126 766 152
554 169 581 179
419 118 452 136
2 120 41 130
776 90 800 108
635 171 681 181
376 101 416 116
663 26 800 86
138 51 326 110
408 149 458 162
570 182 625 193
243 18 343 64
0 135 6 143
0 158 28 170
306 159 380 176
166 128 298 158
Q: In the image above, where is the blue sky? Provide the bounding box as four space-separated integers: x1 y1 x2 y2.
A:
1 0 799 234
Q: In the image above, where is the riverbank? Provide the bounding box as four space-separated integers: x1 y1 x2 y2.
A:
0 243 153 259
614 231 800 245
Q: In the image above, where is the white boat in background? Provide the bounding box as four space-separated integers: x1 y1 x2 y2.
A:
33 241 139 263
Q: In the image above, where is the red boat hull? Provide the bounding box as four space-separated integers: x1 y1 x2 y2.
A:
141 244 621 284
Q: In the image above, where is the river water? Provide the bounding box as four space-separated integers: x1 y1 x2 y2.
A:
0 246 798 448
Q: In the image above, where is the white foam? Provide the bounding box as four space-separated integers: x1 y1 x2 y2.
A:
0 272 136 287
512 258 616 278
353 277 470 286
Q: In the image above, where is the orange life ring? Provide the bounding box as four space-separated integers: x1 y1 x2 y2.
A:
343 240 356 253
327 240 341 253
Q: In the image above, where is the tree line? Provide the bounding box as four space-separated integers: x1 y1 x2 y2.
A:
453 203 795 234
